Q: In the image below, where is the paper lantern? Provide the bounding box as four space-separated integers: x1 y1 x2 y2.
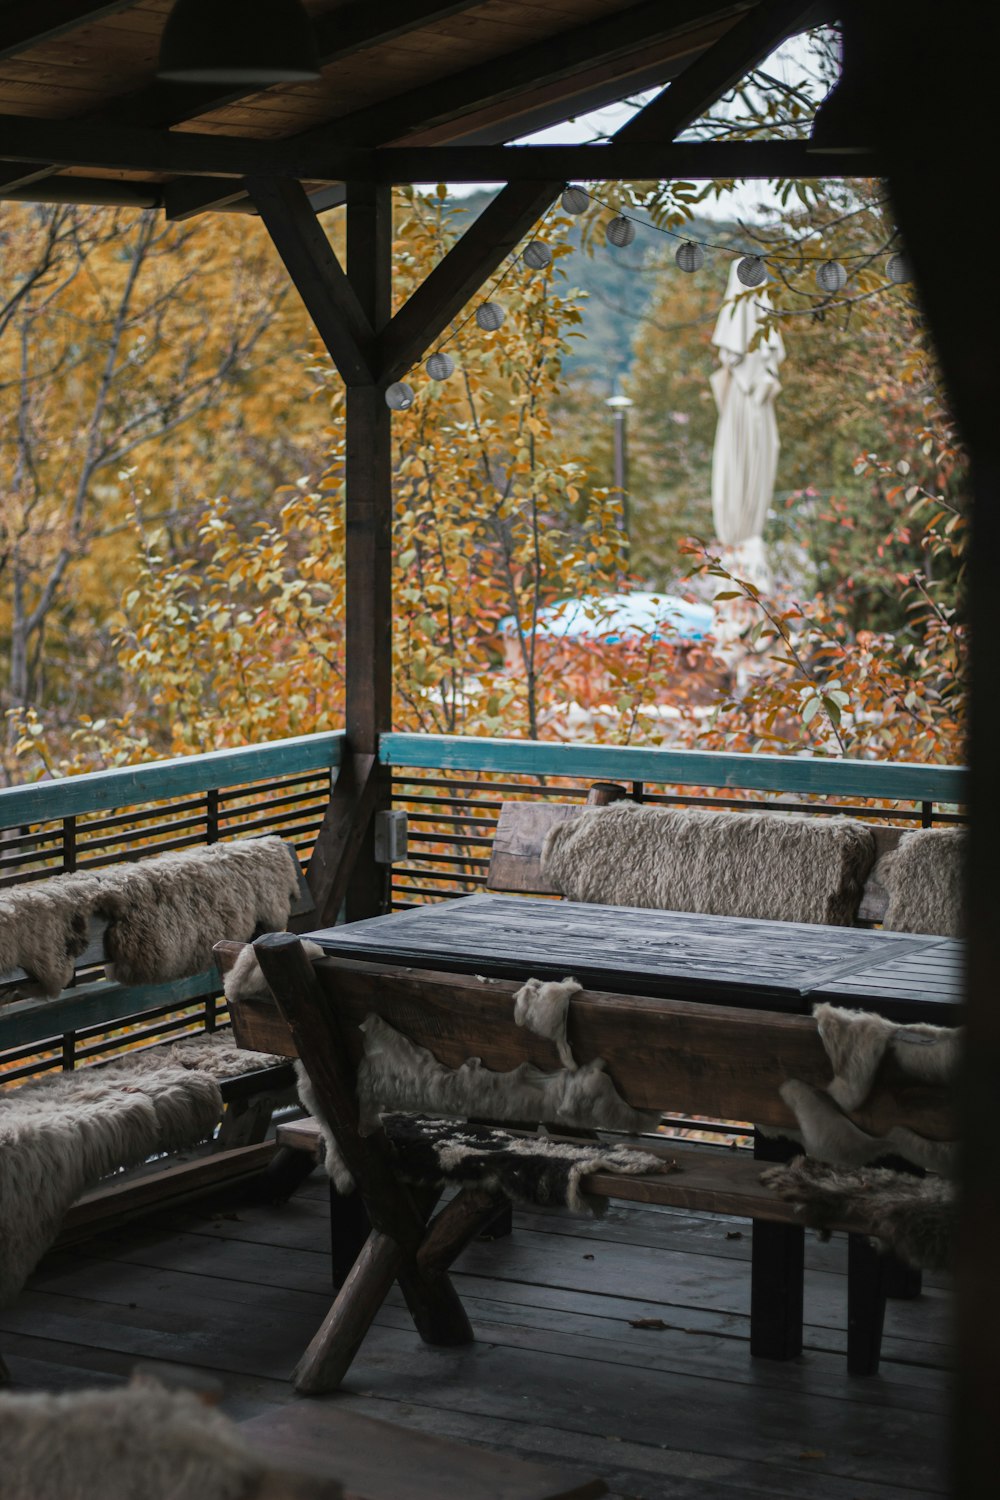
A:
475 302 505 331
561 185 589 214
425 352 455 380
736 255 767 287
886 252 912 284
522 240 552 270
385 381 415 411
675 241 704 273
605 215 636 248
816 259 847 293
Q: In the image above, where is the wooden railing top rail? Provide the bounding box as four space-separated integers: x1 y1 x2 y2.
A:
381 733 967 806
0 731 343 827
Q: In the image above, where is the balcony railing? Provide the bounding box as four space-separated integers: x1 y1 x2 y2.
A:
2 728 966 1084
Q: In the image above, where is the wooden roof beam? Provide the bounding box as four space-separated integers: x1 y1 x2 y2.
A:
247 176 377 386
379 179 562 386
615 0 825 143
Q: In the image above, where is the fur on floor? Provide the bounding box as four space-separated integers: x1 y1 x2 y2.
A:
0 1380 265 1500
540 803 876 926
384 1113 671 1214
876 825 965 936
0 1056 222 1304
0 838 300 998
513 976 580 1070
760 1156 955 1270
0 870 102 996
99 838 302 985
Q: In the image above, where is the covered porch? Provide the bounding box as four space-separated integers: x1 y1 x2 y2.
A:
1 1 996 1496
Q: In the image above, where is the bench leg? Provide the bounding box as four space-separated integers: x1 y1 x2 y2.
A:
295 1229 405 1395
751 1132 804 1361
847 1233 889 1376
330 1185 371 1290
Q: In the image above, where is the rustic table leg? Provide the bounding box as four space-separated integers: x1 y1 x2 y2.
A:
847 1232 888 1376
750 1131 804 1360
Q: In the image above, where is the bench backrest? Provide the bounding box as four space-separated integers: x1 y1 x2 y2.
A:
486 793 904 925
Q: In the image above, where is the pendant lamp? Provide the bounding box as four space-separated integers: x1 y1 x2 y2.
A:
158 0 322 84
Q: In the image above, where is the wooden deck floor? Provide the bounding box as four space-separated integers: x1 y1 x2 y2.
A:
0 1169 952 1500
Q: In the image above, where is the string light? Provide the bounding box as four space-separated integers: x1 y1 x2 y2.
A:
425 352 455 380
385 187 912 411
606 215 636 248
561 185 589 214
475 301 506 331
816 259 847 292
676 241 704 273
384 381 415 411
736 255 768 287
522 240 553 270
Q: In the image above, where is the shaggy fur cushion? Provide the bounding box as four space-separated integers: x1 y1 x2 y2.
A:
0 1057 222 1303
0 871 102 996
384 1113 671 1214
877 826 965 936
99 838 301 986
0 1382 266 1500
540 803 876 926
761 1156 955 1270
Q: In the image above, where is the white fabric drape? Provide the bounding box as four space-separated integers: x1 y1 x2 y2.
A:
709 260 785 591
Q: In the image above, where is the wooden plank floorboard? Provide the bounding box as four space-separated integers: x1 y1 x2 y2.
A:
0 1190 950 1500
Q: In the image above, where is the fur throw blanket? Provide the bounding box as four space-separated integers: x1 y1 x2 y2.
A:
778 1003 960 1176
0 1033 284 1304
540 803 876 926
383 1113 671 1214
0 1380 270 1500
0 837 300 997
760 1157 955 1271
876 826 965 936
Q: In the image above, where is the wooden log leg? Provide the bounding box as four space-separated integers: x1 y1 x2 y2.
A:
750 1132 804 1360
479 1201 514 1240
395 1186 505 1347
330 1184 372 1290
847 1232 889 1377
294 1229 403 1395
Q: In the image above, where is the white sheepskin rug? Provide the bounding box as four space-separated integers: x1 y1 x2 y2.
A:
876 825 965 936
0 1380 267 1500
540 803 876 926
0 1055 222 1304
0 837 301 998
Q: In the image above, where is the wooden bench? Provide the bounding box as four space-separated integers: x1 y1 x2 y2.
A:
0 841 316 1230
224 931 955 1394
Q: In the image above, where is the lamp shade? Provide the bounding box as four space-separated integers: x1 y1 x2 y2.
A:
158 0 322 84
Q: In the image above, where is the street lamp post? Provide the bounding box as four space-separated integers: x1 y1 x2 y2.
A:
605 386 634 563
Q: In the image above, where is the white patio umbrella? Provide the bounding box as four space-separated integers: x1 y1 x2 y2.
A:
709 259 785 593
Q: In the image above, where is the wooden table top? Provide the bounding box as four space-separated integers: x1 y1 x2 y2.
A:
308 894 963 1024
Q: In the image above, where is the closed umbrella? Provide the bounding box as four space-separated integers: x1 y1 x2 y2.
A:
709 259 785 592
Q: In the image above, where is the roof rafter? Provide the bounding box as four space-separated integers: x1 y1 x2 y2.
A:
615 0 823 142
0 1 133 61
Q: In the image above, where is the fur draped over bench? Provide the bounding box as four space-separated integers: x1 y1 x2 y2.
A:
540 803 876 927
0 837 302 997
0 1034 284 1305
876 825 965 936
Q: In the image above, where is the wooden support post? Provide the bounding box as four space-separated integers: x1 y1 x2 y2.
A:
343 180 394 920
846 1233 888 1378
750 1132 803 1361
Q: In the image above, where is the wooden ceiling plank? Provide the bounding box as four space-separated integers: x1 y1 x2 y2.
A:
379 178 561 385
246 176 377 386
287 0 751 149
614 0 822 142
0 1 136 63
373 139 874 180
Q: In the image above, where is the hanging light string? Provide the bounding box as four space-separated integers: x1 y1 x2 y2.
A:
384 186 911 409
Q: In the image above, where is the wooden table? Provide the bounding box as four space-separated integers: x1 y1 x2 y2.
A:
307 893 963 1025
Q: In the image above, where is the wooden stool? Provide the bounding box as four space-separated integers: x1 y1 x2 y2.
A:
241 1405 606 1500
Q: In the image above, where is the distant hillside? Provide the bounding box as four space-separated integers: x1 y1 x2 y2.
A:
447 189 740 386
